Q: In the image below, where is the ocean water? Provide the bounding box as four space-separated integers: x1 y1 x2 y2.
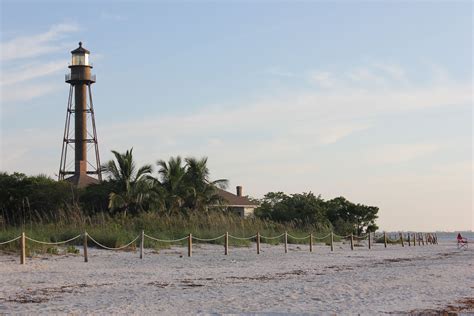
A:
380 231 473 243
435 231 473 242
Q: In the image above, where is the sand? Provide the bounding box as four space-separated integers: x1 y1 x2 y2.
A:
0 241 473 315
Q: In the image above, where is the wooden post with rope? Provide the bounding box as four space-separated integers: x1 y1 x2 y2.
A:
225 232 229 255
330 232 334 252
188 233 192 257
83 232 88 263
256 232 260 254
408 233 411 246
368 232 371 250
20 232 26 265
400 233 404 247
309 233 313 252
284 232 288 253
350 234 354 251
421 233 425 246
384 232 387 248
140 230 144 259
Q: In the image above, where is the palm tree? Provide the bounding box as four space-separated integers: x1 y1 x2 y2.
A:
156 156 188 214
184 157 228 212
155 156 228 214
102 148 153 216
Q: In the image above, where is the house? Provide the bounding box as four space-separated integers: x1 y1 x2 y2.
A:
216 186 259 217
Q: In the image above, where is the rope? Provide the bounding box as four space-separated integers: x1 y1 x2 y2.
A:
228 234 257 240
0 235 21 245
287 233 310 240
87 234 140 250
353 234 369 240
332 233 352 239
386 236 399 242
313 233 331 240
192 234 225 241
260 233 285 240
144 234 189 243
25 234 82 245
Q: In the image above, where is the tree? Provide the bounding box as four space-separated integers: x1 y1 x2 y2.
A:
102 148 153 216
155 156 188 214
0 172 73 226
183 157 228 213
155 156 228 214
326 196 379 235
255 192 330 229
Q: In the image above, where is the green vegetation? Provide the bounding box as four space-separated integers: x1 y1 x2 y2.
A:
256 192 379 235
0 211 328 252
66 245 80 254
0 148 379 252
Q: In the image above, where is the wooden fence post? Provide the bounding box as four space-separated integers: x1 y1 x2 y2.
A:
188 233 192 257
284 232 288 253
368 232 371 250
225 232 229 255
408 233 411 246
413 233 416 246
83 232 88 263
20 232 26 265
309 233 313 252
350 234 354 251
140 230 144 259
417 233 421 246
384 232 387 248
421 233 425 246
434 233 438 244
400 233 404 247
330 232 334 252
256 232 260 255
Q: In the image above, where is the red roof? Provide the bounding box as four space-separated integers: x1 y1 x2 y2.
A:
216 188 258 207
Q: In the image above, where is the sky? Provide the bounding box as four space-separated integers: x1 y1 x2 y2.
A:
0 1 472 231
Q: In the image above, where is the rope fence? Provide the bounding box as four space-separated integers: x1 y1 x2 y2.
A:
0 231 439 265
25 234 82 245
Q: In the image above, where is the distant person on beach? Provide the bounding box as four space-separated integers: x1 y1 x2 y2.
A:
457 233 467 243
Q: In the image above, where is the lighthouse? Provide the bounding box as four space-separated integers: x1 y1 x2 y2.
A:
58 42 102 187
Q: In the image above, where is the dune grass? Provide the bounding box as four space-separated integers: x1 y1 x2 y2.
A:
0 210 333 254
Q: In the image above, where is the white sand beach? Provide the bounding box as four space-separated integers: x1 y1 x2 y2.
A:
0 241 473 315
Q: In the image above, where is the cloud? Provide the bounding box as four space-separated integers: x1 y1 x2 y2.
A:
1 82 62 103
366 143 441 165
372 62 406 81
0 23 79 61
93 66 470 173
315 123 372 145
100 12 127 21
0 23 77 104
1 63 471 207
1 60 67 86
264 67 295 78
308 71 336 88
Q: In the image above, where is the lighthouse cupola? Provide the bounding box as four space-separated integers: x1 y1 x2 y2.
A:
71 42 90 66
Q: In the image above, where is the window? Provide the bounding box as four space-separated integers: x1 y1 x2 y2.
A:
72 53 89 66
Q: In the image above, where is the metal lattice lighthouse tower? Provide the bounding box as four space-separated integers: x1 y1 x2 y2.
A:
59 42 102 187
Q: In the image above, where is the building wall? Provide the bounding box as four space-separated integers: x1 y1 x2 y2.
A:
228 206 256 218
243 207 255 217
